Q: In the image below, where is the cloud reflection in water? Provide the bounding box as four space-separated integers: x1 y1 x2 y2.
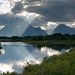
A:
0 42 71 74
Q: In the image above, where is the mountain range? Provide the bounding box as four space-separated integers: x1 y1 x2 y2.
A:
0 18 47 37
0 21 75 37
0 17 29 37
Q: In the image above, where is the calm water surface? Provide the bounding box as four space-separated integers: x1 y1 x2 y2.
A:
0 42 72 74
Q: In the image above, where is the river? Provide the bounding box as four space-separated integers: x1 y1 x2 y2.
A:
0 42 73 74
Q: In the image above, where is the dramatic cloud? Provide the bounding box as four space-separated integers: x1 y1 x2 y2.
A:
11 1 24 14
24 0 75 22
0 0 37 25
11 0 42 15
0 0 75 27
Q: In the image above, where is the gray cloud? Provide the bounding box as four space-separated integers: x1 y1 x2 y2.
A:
10 0 75 23
0 13 25 25
2 0 75 27
24 0 75 22
26 0 41 2
11 0 42 14
11 1 24 14
0 14 16 25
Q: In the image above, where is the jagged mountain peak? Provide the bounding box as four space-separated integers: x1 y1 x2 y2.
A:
0 17 29 37
54 24 75 34
22 25 47 36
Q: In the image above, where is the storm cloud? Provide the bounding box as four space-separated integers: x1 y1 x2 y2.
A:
11 1 24 14
0 0 75 26
25 0 75 22
11 0 75 22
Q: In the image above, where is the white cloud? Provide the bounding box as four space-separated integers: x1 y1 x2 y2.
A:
0 0 23 14
47 22 57 30
0 1 11 14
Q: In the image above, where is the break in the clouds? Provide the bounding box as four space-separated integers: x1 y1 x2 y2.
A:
5 0 75 28
0 0 75 26
0 0 37 25
1 0 75 22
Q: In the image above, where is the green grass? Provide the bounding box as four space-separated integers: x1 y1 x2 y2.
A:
26 40 75 46
21 48 75 75
2 48 75 75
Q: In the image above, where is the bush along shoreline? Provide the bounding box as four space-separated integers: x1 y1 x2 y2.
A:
2 48 75 75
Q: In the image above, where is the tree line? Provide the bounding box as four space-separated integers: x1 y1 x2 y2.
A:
0 33 75 41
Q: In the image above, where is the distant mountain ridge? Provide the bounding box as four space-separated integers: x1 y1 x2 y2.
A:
54 24 75 34
0 22 75 36
0 17 29 37
22 25 47 36
73 28 75 30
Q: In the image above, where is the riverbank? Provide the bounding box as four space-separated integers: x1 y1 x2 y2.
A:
0 39 75 50
2 48 75 75
0 39 75 45
26 40 75 46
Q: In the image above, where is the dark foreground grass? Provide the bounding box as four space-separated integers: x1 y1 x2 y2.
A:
2 48 75 75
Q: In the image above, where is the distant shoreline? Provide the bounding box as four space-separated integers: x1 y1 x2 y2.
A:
0 33 75 46
0 39 75 46
26 40 75 46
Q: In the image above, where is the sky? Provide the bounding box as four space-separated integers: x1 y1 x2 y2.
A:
0 0 75 30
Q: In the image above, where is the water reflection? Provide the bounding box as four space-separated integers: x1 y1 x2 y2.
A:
0 49 5 55
0 42 73 74
47 48 60 56
41 46 46 52
37 44 74 50
0 63 13 73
